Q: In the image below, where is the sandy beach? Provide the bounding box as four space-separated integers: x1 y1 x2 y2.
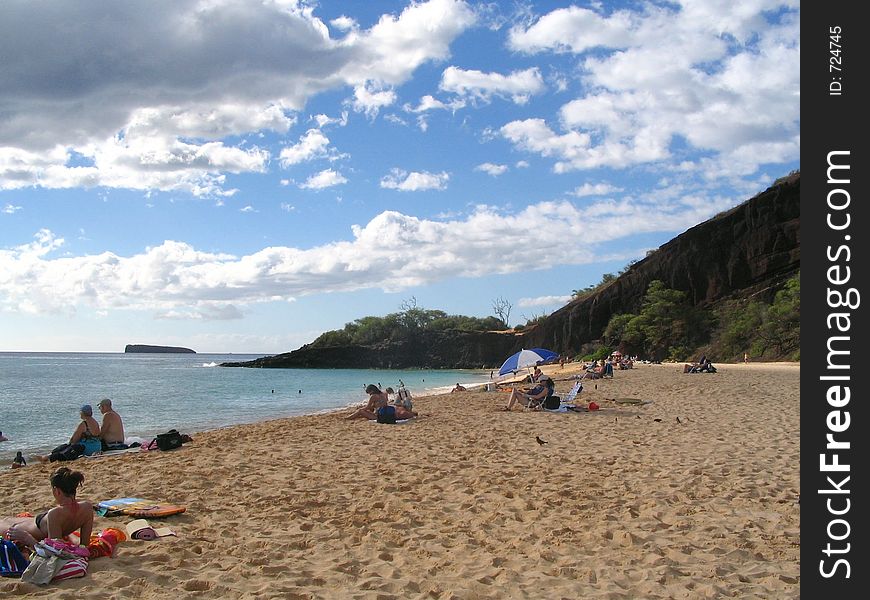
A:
1 362 800 599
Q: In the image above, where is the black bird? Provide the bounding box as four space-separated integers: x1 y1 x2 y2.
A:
676 416 682 424
653 418 663 422
535 436 547 445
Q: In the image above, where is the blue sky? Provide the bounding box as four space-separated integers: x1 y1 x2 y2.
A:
0 0 800 353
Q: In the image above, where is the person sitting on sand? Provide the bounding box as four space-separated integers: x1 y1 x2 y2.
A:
11 451 26 469
97 398 127 450
451 383 467 393
503 376 554 411
347 385 416 420
36 405 101 463
586 361 606 379
1 467 93 551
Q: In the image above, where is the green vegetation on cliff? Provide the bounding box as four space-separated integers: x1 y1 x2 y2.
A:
601 274 800 362
312 300 504 348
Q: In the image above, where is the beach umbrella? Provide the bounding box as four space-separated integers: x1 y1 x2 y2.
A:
498 348 559 376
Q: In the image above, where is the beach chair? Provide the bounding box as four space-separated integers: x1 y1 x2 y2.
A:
561 380 583 406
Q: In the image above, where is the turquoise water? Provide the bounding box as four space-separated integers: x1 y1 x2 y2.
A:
0 352 491 462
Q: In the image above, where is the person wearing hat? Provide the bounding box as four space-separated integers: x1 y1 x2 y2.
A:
503 375 554 411
97 398 127 450
69 404 101 446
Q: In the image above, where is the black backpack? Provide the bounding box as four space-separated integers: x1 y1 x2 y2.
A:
153 429 184 451
376 405 397 424
543 395 561 410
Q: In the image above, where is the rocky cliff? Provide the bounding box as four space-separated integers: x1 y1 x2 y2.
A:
222 174 799 369
522 173 800 354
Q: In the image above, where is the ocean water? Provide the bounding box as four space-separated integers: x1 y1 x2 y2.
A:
0 352 491 462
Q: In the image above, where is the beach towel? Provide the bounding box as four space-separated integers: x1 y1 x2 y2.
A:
95 498 186 518
1 539 29 577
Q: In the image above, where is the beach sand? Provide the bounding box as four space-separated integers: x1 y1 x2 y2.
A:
1 362 800 599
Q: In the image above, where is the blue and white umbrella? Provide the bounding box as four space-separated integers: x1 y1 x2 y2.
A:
498 348 559 376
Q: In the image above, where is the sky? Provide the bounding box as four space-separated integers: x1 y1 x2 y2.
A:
0 0 800 353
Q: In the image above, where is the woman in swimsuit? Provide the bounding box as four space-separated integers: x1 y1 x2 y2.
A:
1 466 94 550
346 385 416 420
34 404 102 463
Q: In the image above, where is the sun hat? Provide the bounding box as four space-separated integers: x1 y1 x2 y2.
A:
80 404 93 416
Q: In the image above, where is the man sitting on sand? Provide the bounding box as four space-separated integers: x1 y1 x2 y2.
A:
502 376 553 411
97 398 127 450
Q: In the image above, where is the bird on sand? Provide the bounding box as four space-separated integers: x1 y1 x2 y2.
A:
535 436 547 445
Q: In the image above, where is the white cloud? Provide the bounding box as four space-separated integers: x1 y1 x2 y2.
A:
380 169 449 191
501 3 799 179
518 295 573 308
509 6 634 54
279 129 331 166
403 95 466 114
439 66 545 104
3 203 22 214
0 0 476 193
475 163 508 176
311 112 348 128
571 182 623 197
0 192 737 317
299 169 347 189
239 205 256 213
350 84 397 118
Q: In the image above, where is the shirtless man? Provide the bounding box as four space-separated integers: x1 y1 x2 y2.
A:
97 398 126 449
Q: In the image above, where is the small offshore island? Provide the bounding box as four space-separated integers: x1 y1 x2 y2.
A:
124 344 196 354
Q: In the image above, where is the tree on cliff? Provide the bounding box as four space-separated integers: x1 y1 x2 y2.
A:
310 300 505 348
491 297 512 329
603 280 711 361
714 273 800 360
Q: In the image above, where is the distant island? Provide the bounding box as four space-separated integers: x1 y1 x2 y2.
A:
124 344 196 354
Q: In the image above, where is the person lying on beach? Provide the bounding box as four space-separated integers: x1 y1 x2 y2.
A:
451 383 467 392
1 467 93 551
97 398 127 450
347 385 416 420
35 405 101 463
502 376 554 411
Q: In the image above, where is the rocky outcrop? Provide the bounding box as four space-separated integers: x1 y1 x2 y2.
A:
223 174 800 369
125 344 196 354
222 331 520 369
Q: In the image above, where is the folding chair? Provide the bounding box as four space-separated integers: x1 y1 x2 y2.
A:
564 379 583 402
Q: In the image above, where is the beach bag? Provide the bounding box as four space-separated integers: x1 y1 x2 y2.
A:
50 443 84 462
20 541 88 585
376 405 397 424
543 395 561 410
154 429 184 451
80 436 102 456
1 539 29 577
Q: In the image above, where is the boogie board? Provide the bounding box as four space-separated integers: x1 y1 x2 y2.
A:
611 398 654 406
95 497 186 518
